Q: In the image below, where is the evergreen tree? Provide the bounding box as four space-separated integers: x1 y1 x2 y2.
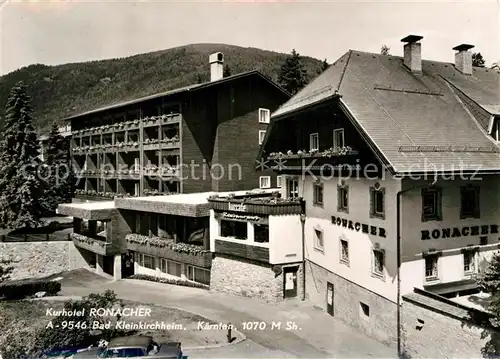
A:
277 49 308 95
40 121 74 214
381 45 391 55
223 64 232 77
319 59 329 74
472 52 486 67
0 82 43 229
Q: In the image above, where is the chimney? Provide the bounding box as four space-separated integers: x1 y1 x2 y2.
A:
453 44 474 75
401 35 423 73
209 52 224 81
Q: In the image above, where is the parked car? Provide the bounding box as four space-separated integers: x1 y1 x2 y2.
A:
70 336 183 359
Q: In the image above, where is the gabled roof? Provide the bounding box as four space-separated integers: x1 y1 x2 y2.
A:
63 70 289 121
271 50 500 174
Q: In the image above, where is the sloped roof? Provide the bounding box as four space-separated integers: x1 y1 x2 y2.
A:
63 70 289 121
272 50 500 174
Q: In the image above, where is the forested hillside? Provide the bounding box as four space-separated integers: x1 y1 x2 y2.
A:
0 44 324 132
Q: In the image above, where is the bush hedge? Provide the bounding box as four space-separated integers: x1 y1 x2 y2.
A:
129 274 209 289
0 279 61 299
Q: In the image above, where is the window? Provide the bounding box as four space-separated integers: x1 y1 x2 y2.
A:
460 185 480 219
259 176 271 189
187 265 211 285
160 259 181 277
493 118 500 141
337 184 349 213
340 239 349 264
220 220 248 240
333 128 345 149
258 130 266 145
360 302 370 318
424 255 439 281
287 178 299 199
313 182 323 206
314 229 324 251
254 224 269 243
421 188 442 222
276 175 283 188
259 108 270 123
370 185 385 219
138 254 155 270
463 251 477 275
372 249 385 277
309 133 319 151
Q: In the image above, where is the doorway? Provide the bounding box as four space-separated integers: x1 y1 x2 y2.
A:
327 282 334 316
121 251 135 278
283 266 298 298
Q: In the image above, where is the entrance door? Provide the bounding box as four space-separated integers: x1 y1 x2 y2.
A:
283 266 298 298
121 251 135 278
327 282 334 316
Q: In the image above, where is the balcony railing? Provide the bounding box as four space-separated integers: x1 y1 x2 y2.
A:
70 232 117 255
126 234 212 268
72 139 179 154
72 114 181 136
144 166 180 177
208 195 304 215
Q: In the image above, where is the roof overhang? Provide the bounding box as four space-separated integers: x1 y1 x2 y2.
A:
58 202 116 220
62 70 289 122
114 196 211 217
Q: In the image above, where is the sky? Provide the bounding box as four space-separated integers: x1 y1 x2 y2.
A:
0 0 499 76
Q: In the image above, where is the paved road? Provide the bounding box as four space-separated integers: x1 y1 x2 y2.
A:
53 270 396 359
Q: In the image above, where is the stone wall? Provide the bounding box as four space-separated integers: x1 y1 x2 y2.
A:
210 254 303 302
0 242 91 280
305 260 397 348
402 292 498 358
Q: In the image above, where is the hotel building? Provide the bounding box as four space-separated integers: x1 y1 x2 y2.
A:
247 35 500 348
58 53 290 282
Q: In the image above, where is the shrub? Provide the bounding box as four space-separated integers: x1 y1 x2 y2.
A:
129 274 209 289
0 279 61 299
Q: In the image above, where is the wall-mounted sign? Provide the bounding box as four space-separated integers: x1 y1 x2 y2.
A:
216 211 268 224
228 203 247 212
421 224 499 240
331 215 387 238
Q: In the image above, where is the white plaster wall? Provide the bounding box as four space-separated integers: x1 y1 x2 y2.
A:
269 214 303 264
300 172 401 302
401 176 500 259
209 210 219 252
401 245 500 295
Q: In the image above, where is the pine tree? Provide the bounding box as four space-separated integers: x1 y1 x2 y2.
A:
40 121 74 214
277 49 308 95
223 64 232 77
472 52 486 67
381 45 391 55
0 82 43 229
319 59 329 73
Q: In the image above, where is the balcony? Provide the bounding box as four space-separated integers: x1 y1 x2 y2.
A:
70 233 118 256
208 195 304 216
143 138 160 151
214 239 269 263
143 166 179 178
115 141 140 152
126 234 212 268
265 146 360 171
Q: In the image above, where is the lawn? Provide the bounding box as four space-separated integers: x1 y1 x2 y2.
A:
0 298 229 352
